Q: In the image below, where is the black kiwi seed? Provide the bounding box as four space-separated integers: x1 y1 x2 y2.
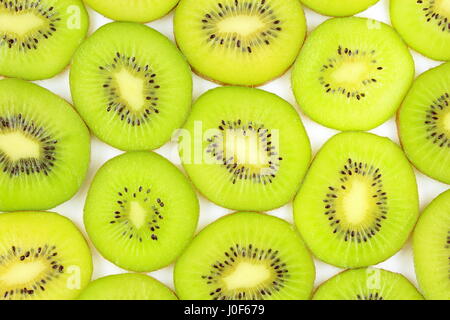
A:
109 185 164 242
201 0 282 54
0 0 62 51
424 92 450 148
356 292 384 300
324 158 388 242
0 244 64 300
318 46 383 100
416 0 450 32
99 53 160 126
0 114 57 177
201 243 288 300
207 120 282 185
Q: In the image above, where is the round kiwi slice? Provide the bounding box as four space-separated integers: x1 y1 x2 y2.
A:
0 211 92 300
84 151 199 272
70 22 192 151
174 212 315 300
300 0 380 17
292 17 414 131
84 0 179 23
77 273 177 300
414 189 450 300
174 0 307 86
294 132 419 268
390 0 450 61
179 86 311 212
398 62 450 184
0 79 90 212
313 268 423 300
0 0 89 80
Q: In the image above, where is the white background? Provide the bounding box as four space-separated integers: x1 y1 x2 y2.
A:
29 0 449 292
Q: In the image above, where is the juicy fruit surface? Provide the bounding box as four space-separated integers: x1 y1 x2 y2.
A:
0 0 89 80
174 212 315 300
70 22 192 151
77 273 177 300
398 62 450 184
84 0 179 23
0 212 92 300
174 0 307 86
301 0 379 17
414 190 450 300
390 0 450 61
180 86 311 211
84 152 199 272
292 17 414 131
313 268 423 300
0 79 90 211
294 132 419 268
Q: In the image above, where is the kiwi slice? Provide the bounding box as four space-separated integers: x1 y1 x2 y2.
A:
0 211 92 300
179 86 311 211
390 0 450 61
0 79 90 211
84 0 179 23
313 268 423 300
398 62 450 184
70 22 192 151
292 17 414 131
300 0 380 17
174 0 307 86
77 273 177 300
0 0 89 80
294 132 419 268
414 189 450 300
84 151 199 272
174 212 315 300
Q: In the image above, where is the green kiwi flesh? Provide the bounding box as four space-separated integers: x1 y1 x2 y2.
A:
77 273 177 300
0 0 89 80
179 86 311 211
0 211 92 300
313 268 423 300
301 0 380 17
70 22 192 151
292 17 414 131
390 0 450 61
414 189 450 300
84 0 179 23
398 62 450 184
174 212 315 300
294 132 419 268
0 79 90 211
174 0 307 86
84 151 199 272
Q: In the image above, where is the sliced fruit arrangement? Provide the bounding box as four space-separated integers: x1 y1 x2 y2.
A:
398 62 450 184
292 17 414 131
294 132 419 268
313 268 423 300
70 22 192 151
180 86 311 211
84 0 179 23
77 273 177 300
390 0 450 61
301 0 380 17
174 212 315 300
84 151 199 272
0 0 89 80
0 211 92 300
174 0 307 86
414 189 450 300
0 79 90 211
